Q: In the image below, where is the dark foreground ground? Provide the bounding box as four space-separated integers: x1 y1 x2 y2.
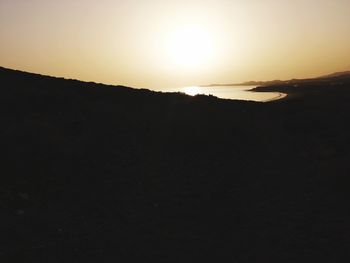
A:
1 67 349 262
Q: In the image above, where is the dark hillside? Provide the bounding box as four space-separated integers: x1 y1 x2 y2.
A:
1 67 349 262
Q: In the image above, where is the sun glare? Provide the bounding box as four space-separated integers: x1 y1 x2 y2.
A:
183 86 203 96
165 26 214 70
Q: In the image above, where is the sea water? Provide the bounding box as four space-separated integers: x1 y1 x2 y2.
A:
168 85 285 102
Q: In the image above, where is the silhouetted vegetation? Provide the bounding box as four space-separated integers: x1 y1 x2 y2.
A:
0 66 349 262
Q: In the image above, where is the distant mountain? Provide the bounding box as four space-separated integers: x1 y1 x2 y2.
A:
201 80 284 87
202 70 350 87
239 80 284 86
318 71 350 79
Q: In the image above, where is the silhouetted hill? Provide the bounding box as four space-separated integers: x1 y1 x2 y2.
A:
1 66 350 262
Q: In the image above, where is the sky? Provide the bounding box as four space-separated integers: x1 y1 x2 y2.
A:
1 0 350 90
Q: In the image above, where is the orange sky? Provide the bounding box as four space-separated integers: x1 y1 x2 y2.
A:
1 0 350 90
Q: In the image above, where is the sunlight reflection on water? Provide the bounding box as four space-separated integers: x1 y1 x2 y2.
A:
179 85 286 102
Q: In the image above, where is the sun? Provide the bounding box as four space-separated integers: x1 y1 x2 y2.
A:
164 25 215 69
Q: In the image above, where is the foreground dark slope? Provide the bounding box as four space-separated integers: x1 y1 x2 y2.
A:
1 67 349 262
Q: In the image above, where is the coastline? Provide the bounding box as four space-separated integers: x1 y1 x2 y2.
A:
262 92 288 102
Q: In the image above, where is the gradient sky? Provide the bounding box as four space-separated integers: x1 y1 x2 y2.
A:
1 0 350 89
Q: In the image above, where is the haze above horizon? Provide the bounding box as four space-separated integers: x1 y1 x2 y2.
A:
1 0 350 90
